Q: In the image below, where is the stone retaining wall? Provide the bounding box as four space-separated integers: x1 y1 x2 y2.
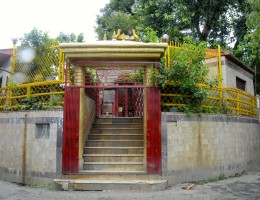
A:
0 110 63 184
162 113 260 185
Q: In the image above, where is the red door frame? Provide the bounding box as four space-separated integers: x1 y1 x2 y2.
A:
62 61 162 175
62 87 80 174
146 87 162 174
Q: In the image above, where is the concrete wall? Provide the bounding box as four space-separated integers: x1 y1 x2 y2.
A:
0 110 63 184
162 113 260 185
79 94 95 170
222 57 254 94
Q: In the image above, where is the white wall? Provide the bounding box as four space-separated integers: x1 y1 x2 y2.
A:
0 57 11 88
222 57 254 95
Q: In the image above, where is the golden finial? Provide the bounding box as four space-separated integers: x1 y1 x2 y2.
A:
112 31 117 40
103 33 107 41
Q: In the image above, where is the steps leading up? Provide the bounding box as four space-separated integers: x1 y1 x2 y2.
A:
82 117 144 172
55 117 167 191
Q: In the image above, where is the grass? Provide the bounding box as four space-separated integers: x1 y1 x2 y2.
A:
195 173 227 185
19 183 57 190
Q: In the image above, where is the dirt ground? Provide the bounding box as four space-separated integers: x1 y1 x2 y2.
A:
0 171 259 200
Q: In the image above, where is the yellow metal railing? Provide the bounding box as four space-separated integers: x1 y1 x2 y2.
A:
0 41 258 117
161 85 257 117
0 42 65 111
0 81 64 110
161 42 258 117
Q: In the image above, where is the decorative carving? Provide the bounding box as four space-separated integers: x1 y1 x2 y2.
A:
112 29 139 41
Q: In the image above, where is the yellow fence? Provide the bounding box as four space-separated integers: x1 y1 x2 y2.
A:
0 41 258 117
161 84 258 117
162 43 258 117
0 42 65 111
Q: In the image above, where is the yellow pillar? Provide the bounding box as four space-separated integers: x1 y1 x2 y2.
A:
217 45 223 108
74 66 85 170
143 65 152 171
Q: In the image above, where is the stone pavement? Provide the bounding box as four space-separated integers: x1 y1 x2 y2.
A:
0 171 259 200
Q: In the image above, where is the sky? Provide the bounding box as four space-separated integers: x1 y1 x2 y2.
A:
0 0 110 49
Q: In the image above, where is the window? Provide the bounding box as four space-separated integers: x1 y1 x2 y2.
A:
36 123 50 139
0 77 2 88
6 76 8 87
236 77 246 91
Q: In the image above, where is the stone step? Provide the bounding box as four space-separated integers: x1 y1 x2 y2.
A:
92 123 143 129
54 179 167 191
83 147 144 154
88 134 143 140
83 162 143 171
90 128 143 134
64 171 162 180
85 140 144 147
95 117 143 124
83 154 144 162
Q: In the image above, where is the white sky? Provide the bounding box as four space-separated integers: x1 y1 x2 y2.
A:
0 0 110 49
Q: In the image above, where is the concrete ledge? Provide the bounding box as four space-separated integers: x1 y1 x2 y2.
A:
162 113 260 185
54 179 168 191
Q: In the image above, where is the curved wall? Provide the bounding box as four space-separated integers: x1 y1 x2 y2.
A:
161 113 260 185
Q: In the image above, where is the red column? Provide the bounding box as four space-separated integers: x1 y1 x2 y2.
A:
62 87 80 174
146 87 162 174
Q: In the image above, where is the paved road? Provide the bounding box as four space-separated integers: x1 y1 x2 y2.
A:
0 171 259 200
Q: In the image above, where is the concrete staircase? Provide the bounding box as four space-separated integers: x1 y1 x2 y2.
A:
82 117 145 173
55 117 167 191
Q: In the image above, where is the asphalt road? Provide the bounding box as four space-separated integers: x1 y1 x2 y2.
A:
0 171 259 200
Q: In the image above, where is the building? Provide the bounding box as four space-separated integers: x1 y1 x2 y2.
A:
0 49 12 88
0 41 259 191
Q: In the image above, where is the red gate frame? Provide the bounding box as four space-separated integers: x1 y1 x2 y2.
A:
62 61 162 174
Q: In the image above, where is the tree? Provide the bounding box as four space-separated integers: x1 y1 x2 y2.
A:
159 37 213 114
56 32 85 43
20 27 51 48
134 0 248 47
95 0 138 40
18 28 85 83
96 0 249 47
233 0 260 94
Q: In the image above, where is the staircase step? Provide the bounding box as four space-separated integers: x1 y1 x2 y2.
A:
84 147 144 154
85 140 144 147
90 128 143 134
95 117 143 124
54 179 167 191
83 154 143 162
83 162 144 170
93 123 143 129
81 117 145 178
88 134 143 140
78 170 147 175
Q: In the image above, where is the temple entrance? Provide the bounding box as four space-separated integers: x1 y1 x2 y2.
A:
61 41 167 177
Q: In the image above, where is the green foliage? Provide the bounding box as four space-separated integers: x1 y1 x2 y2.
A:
20 27 51 49
134 0 244 46
20 96 44 110
159 38 211 114
232 0 260 94
95 0 138 40
56 32 85 43
196 173 227 185
20 183 56 190
19 95 62 111
140 27 159 43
